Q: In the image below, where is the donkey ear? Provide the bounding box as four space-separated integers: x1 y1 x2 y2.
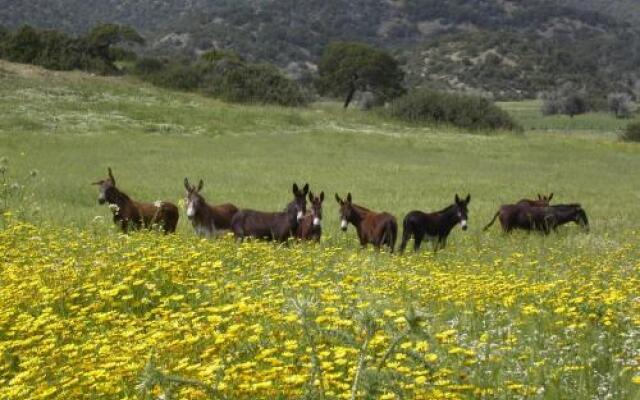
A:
293 183 300 195
308 192 314 202
107 167 116 185
184 178 191 191
303 183 309 195
335 193 342 204
537 194 542 200
319 191 325 202
455 194 461 204
465 194 471 204
347 193 352 203
92 180 103 186
548 193 554 201
197 179 204 192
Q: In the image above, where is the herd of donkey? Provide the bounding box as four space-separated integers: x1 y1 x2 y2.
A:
93 168 590 253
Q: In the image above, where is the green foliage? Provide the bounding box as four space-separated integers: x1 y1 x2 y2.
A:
607 93 632 118
0 24 143 75
133 55 309 106
1 25 43 64
622 121 640 142
135 59 203 91
387 90 519 131
317 42 405 103
541 85 589 117
211 62 309 106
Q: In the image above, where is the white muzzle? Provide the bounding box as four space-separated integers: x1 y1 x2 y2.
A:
187 204 195 218
313 217 321 227
297 210 304 221
341 219 348 229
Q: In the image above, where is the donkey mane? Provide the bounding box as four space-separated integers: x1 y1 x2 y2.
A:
436 204 457 214
551 203 582 209
352 203 372 213
109 186 132 203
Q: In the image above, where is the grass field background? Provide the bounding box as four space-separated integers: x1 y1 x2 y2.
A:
1 60 639 240
1 61 639 399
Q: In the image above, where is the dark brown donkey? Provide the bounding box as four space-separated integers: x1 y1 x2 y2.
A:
231 183 309 242
335 193 398 253
483 193 553 232
184 178 239 237
93 167 178 233
296 191 324 242
399 194 471 253
489 203 589 234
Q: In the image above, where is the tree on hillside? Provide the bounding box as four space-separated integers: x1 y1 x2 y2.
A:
316 42 405 105
607 93 632 118
86 24 144 65
541 83 588 118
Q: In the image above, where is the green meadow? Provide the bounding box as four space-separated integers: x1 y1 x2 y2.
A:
1 61 640 399
1 60 639 240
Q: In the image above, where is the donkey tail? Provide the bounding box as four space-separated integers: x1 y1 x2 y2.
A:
382 218 397 253
483 211 500 231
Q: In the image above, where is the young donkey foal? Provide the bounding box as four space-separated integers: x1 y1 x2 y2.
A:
400 194 471 252
93 167 178 233
184 178 239 237
335 193 397 252
231 183 309 242
296 191 324 242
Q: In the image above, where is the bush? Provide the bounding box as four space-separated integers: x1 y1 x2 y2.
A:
137 60 203 91
133 56 309 107
316 41 405 103
621 121 640 142
541 85 588 117
607 93 632 118
0 24 143 75
387 89 520 131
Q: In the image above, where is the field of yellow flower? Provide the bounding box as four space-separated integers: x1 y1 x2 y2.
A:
1 222 638 399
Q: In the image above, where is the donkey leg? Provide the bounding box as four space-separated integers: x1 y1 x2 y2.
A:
399 229 411 253
413 234 423 252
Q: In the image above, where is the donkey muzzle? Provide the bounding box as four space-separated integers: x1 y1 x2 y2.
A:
461 220 468 231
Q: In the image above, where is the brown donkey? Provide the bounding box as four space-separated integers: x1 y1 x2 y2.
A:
296 191 324 242
184 178 239 237
93 167 178 233
483 193 553 232
231 183 309 242
335 193 397 253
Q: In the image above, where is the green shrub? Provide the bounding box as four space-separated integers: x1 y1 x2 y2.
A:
134 56 309 107
141 61 202 91
0 24 143 75
387 90 519 131
621 121 640 142
213 63 309 107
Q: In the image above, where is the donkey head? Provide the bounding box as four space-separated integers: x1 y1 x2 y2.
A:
309 191 325 227
290 183 309 222
92 167 117 205
335 192 354 231
184 178 205 220
454 193 471 231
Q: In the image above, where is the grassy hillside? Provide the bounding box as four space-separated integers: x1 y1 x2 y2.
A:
2 1 640 98
1 62 639 399
1 60 638 234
